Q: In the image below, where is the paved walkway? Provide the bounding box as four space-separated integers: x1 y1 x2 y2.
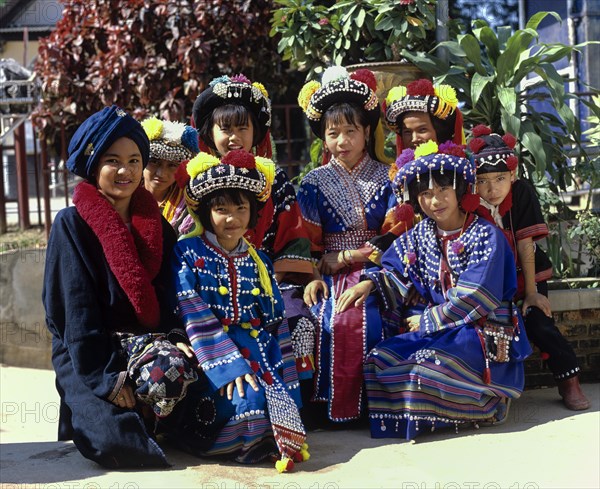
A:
1 365 598 489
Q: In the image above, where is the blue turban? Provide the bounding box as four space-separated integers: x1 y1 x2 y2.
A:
66 105 150 180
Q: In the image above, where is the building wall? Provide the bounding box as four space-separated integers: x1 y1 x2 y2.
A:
1 40 40 67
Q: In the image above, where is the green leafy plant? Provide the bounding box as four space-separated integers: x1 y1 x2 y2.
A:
402 11 599 192
270 0 437 79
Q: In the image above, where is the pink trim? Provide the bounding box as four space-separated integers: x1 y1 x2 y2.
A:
73 181 163 328
515 223 549 242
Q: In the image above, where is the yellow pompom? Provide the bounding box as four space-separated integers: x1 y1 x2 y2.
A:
300 448 310 461
297 80 321 112
218 285 229 295
275 457 294 473
252 81 269 99
251 287 260 296
434 84 458 108
141 117 164 141
433 84 459 119
254 157 276 186
187 152 221 179
254 157 276 202
414 140 438 158
249 329 259 338
386 86 408 106
223 325 229 333
241 322 252 329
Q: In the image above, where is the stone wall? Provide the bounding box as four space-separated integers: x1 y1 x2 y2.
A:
0 246 50 369
1 248 599 388
524 289 600 387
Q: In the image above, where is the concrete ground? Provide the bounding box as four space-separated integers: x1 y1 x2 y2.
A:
1 365 598 489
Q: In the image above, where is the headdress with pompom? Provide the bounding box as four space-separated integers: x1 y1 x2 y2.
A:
384 78 466 155
182 149 277 300
393 141 478 268
298 66 391 165
141 117 199 163
467 125 519 175
191 74 273 157
393 140 475 202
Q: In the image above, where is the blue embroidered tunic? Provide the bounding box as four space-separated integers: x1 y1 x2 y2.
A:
364 214 532 439
170 233 305 462
296 154 398 421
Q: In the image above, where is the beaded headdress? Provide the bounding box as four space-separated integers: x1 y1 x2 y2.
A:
467 125 518 174
384 79 466 154
141 117 199 163
185 149 275 207
393 141 475 204
393 141 478 265
298 66 391 164
192 74 272 157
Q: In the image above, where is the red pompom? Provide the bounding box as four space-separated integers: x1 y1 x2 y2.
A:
174 160 191 188
506 155 518 171
221 317 232 326
395 203 415 222
502 133 517 149
250 317 261 326
350 69 377 92
468 137 486 154
250 361 260 373
461 193 481 212
471 124 492 137
240 347 251 359
293 451 304 462
540 352 550 360
221 149 255 169
407 79 435 96
262 371 274 385
194 258 205 268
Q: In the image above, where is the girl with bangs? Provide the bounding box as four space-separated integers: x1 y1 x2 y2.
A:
296 66 399 424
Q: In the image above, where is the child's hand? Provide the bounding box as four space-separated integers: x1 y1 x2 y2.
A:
304 279 329 306
336 280 374 313
176 342 195 359
406 315 421 332
318 251 346 275
522 292 552 317
111 384 136 409
220 374 259 400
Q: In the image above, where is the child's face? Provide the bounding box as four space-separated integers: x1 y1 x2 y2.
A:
95 137 143 207
143 158 179 199
210 195 251 251
401 112 437 149
417 181 464 231
212 118 255 156
324 119 368 168
476 171 515 207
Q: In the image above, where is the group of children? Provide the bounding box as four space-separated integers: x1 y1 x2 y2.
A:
43 67 589 471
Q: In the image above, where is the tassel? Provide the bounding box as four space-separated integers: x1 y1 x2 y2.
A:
428 167 433 189
244 237 273 299
403 177 409 202
483 365 491 384
453 168 456 189
483 360 491 384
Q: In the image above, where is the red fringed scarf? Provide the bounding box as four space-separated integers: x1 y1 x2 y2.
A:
72 181 163 329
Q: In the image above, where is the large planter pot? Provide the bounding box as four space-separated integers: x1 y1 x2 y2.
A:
345 60 425 104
